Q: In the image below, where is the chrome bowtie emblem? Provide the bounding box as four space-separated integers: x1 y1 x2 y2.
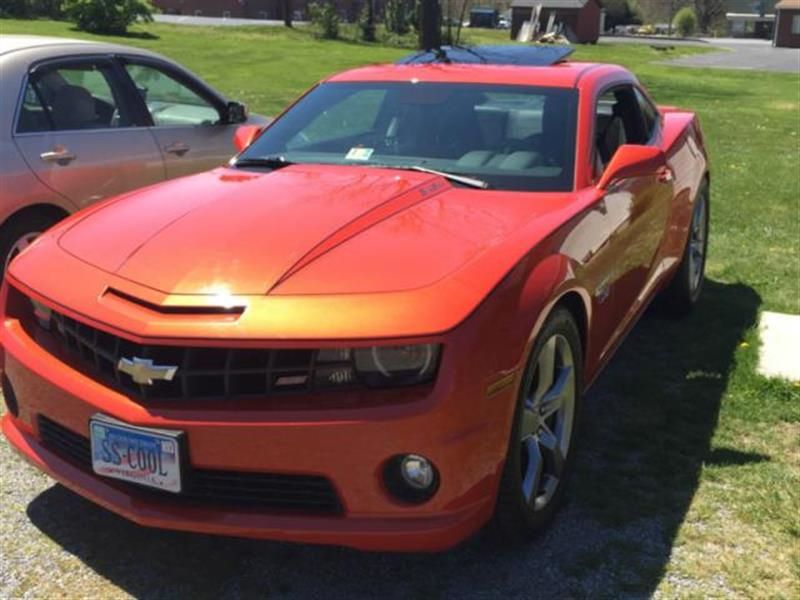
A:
117 357 178 385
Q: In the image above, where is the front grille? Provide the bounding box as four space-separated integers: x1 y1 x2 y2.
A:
45 311 357 402
38 416 343 514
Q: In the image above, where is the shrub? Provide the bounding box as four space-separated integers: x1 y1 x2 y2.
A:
673 6 698 37
308 1 339 39
384 0 410 35
62 0 154 35
0 0 63 18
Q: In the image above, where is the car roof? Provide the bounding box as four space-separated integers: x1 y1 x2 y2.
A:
0 34 157 58
0 35 101 55
327 61 613 89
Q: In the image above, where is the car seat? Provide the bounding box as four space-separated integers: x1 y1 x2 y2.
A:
50 85 99 130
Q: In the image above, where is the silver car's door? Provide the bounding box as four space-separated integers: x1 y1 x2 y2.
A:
120 59 238 179
13 57 165 210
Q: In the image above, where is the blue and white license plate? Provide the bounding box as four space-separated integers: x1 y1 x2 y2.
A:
90 415 183 493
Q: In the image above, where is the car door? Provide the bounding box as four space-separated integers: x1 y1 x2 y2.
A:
591 84 673 352
13 57 165 210
118 57 238 179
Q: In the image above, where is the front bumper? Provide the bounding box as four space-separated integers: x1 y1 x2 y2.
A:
3 415 490 551
1 316 514 552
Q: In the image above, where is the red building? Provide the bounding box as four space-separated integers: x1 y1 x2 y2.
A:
774 0 800 47
510 0 602 44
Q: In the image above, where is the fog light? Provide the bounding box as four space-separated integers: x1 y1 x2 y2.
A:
383 453 439 504
400 454 435 489
2 373 19 417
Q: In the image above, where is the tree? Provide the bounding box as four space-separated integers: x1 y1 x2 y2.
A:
385 0 410 35
602 0 642 30
283 0 292 27
359 0 376 41
308 2 339 38
693 0 724 32
418 0 440 49
62 0 154 35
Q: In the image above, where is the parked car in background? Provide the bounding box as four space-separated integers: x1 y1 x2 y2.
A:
0 35 266 276
1 47 709 552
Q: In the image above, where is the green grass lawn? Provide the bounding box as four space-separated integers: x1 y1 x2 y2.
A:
1 18 798 598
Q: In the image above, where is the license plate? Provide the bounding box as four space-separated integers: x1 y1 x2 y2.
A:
90 415 183 493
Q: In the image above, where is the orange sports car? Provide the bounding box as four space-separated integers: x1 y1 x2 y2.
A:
1 47 709 552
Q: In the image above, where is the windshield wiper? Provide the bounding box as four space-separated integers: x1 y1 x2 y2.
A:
369 164 489 189
233 155 294 170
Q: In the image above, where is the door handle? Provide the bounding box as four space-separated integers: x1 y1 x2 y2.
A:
40 147 76 164
657 166 674 183
164 142 190 157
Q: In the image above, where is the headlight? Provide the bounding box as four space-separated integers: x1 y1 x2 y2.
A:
30 298 52 330
353 344 440 387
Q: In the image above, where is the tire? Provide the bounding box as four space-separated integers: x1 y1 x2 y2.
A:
0 212 62 280
490 307 584 544
660 181 710 316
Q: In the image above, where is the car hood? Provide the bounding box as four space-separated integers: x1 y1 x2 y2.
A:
57 165 574 297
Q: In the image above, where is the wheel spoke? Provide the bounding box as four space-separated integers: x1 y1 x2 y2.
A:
5 232 42 271
520 407 537 439
532 336 557 404
539 366 572 420
521 436 543 507
538 424 565 476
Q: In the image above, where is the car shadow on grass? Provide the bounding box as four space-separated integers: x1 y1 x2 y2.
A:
26 279 760 599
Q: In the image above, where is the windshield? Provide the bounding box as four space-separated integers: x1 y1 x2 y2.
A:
239 82 578 192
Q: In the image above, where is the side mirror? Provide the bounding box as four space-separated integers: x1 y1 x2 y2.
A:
596 145 666 191
225 101 248 125
232 124 264 153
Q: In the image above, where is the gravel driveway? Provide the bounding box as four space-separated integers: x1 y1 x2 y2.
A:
1 399 654 600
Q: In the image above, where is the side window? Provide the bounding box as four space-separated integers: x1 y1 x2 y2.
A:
634 87 659 141
18 62 132 133
124 63 221 126
594 85 647 173
17 82 50 133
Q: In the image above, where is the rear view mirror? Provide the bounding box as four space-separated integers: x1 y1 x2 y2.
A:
225 101 248 124
596 145 666 190
232 125 264 153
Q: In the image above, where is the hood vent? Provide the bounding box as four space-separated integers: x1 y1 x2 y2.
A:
104 288 245 316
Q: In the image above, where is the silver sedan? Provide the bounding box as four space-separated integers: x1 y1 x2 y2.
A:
0 35 266 274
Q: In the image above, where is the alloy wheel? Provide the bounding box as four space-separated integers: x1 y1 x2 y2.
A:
519 334 576 511
5 231 41 272
688 195 707 293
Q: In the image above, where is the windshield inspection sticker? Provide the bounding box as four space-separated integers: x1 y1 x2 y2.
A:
345 147 374 161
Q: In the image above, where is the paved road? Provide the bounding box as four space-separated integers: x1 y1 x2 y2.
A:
153 14 308 27
601 35 800 73
666 40 799 73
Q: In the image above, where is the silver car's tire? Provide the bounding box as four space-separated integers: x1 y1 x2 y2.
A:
490 307 583 544
0 212 62 279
